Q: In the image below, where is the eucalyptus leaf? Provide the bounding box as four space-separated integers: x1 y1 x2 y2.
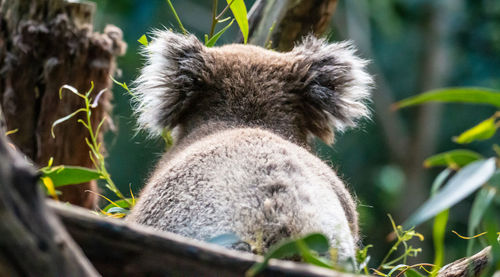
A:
467 186 496 256
430 168 453 196
394 87 500 109
226 0 248 43
206 19 234 47
245 233 330 277
424 150 483 168
41 166 102 187
103 198 133 212
453 117 498 144
404 158 497 229
432 210 449 272
405 269 426 277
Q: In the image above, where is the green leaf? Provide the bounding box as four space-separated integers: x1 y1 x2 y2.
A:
453 117 498 144
40 166 102 187
394 87 500 109
205 19 234 47
424 150 483 168
466 186 496 256
405 269 426 277
430 168 453 198
403 158 497 229
103 198 133 212
245 233 330 277
226 0 248 43
138 34 149 46
432 210 449 275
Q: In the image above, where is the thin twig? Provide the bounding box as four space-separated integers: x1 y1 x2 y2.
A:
166 0 187 34
395 263 434 277
216 0 235 20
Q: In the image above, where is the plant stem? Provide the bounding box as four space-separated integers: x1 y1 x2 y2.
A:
379 239 402 270
84 96 128 203
209 0 219 39
166 0 187 35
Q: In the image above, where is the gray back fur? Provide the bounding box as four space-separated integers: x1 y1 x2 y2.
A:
127 30 372 263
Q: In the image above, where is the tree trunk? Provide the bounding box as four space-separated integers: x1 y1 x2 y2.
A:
245 0 338 51
0 0 126 208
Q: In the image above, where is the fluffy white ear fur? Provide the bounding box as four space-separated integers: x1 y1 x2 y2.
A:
132 30 206 136
292 36 373 134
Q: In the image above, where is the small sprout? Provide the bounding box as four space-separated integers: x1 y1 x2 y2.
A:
59 84 84 100
90 88 107 108
51 108 87 138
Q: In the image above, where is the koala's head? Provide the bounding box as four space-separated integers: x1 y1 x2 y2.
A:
133 30 372 146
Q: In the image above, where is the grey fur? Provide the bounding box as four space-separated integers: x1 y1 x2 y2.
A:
128 30 372 263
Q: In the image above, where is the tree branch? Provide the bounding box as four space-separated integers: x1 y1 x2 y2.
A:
49 200 363 277
0 130 99 276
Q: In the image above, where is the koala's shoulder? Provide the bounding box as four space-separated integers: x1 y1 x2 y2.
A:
161 128 335 180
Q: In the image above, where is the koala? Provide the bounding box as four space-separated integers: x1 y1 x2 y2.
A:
126 30 372 263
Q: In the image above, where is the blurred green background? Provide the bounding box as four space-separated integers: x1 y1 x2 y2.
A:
93 0 500 266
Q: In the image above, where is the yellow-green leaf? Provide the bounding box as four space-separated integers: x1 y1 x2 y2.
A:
226 0 248 44
394 87 500 109
41 176 58 199
40 166 102 187
206 19 234 47
424 150 483 168
103 198 134 212
245 233 330 277
453 117 498 144
138 34 149 46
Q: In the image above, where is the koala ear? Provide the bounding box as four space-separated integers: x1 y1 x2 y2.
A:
291 36 373 144
133 30 209 135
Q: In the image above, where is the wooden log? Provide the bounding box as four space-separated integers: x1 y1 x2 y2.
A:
49 200 363 277
0 0 126 208
0 130 99 276
245 0 338 51
438 247 491 277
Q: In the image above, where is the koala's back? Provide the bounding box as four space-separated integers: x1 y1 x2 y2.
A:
128 128 356 260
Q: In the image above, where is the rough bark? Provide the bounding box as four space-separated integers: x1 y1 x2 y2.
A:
245 0 338 51
0 0 126 208
0 129 99 276
48 200 363 277
438 247 491 277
